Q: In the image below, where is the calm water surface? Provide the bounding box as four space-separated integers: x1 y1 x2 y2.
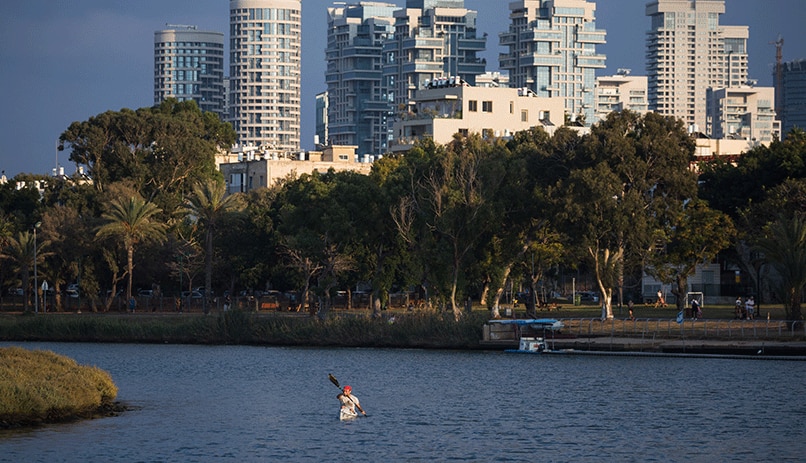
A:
0 342 804 462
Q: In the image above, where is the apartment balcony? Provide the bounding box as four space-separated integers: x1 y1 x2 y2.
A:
522 30 562 43
457 61 486 75
577 31 606 44
576 54 606 69
499 33 516 46
401 62 444 73
520 54 563 67
342 47 382 59
458 38 486 51
342 70 383 81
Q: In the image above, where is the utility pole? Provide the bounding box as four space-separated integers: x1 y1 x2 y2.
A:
770 35 784 119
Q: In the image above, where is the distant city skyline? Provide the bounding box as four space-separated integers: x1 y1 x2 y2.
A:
1 0 804 178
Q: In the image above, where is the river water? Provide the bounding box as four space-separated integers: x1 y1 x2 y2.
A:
0 342 803 462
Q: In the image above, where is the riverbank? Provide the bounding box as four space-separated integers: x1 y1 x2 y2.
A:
0 347 122 428
2 309 805 356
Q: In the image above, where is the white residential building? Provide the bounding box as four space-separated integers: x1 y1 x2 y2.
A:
229 0 302 154
706 86 779 143
645 0 749 132
154 26 225 118
594 70 648 122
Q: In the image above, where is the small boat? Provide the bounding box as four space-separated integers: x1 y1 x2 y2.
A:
506 337 548 354
339 408 359 421
489 318 564 331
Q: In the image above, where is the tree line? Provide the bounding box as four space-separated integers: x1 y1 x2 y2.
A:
1 100 804 321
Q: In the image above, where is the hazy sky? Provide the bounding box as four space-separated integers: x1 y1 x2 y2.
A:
1 0 804 178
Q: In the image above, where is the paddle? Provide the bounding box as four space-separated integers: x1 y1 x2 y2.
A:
329 373 367 416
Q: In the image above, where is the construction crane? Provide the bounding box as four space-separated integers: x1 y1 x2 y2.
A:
770 35 784 118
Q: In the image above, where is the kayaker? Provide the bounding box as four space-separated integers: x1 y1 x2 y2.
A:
337 385 366 418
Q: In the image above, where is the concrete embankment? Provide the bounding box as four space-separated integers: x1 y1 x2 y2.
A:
542 336 806 358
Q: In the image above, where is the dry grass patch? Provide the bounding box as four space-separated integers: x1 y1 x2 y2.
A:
0 347 118 427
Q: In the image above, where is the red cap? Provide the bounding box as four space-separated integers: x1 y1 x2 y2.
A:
343 385 352 392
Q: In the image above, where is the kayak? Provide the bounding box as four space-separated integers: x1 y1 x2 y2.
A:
339 408 358 421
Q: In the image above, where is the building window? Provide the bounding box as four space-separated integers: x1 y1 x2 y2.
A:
468 100 478 112
521 110 528 122
482 101 493 112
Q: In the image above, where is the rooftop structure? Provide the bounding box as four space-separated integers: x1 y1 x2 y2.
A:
390 83 565 151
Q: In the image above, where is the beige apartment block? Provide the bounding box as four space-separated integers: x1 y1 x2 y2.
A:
691 137 769 171
594 71 649 123
706 86 779 143
390 85 565 151
219 145 371 195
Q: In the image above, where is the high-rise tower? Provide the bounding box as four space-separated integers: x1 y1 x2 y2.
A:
154 26 225 118
383 0 487 119
229 0 301 154
645 0 748 132
499 0 606 126
326 2 397 156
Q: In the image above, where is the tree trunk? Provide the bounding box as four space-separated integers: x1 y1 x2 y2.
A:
450 258 461 321
204 229 213 315
525 278 538 318
126 245 134 303
490 265 512 319
673 275 688 312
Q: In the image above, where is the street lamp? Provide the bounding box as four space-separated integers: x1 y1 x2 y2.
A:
33 221 41 314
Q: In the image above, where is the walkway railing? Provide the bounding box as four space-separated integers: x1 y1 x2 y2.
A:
559 318 806 340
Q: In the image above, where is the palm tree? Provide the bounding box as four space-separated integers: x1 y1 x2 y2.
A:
96 195 167 304
182 179 244 312
0 231 48 312
755 213 806 321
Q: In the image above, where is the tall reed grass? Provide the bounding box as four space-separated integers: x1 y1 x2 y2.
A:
0 311 487 348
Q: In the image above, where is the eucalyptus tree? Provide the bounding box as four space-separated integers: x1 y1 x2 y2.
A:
326 170 390 315
182 179 245 312
559 111 697 319
275 171 358 318
393 135 509 320
495 127 576 317
96 195 168 302
60 99 235 217
700 128 806 220
644 199 735 312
